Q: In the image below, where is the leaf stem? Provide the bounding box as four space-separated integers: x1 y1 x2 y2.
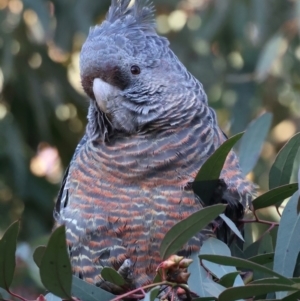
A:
7 290 28 301
240 210 279 227
110 281 168 301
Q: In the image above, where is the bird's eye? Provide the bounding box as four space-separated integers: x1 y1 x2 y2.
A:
130 65 141 75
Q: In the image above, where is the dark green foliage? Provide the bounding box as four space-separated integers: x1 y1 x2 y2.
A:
39 226 72 299
160 204 226 259
193 132 243 204
0 221 19 290
101 268 125 287
269 133 300 190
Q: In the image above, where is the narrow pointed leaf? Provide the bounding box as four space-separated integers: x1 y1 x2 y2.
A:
239 112 272 175
72 276 115 301
252 183 298 210
269 133 300 189
40 226 72 299
248 253 274 265
203 280 226 298
101 267 125 286
281 290 300 300
193 297 217 301
218 272 240 288
200 238 244 287
193 132 243 203
199 255 294 284
44 293 62 301
250 278 300 285
0 221 20 290
219 214 244 241
143 287 160 301
33 246 46 268
160 204 226 259
274 193 300 298
188 252 211 297
218 284 297 301
255 34 288 82
297 167 300 214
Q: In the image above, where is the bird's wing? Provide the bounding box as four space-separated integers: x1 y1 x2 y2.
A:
54 134 88 219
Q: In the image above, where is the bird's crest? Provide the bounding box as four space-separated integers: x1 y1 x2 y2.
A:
106 0 156 32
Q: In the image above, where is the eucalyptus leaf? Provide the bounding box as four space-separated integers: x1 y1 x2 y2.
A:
252 183 298 210
199 255 294 284
143 286 160 301
193 132 243 204
297 166 300 214
218 284 297 301
44 293 62 301
160 204 226 259
281 290 300 300
101 267 125 286
255 33 288 82
72 276 115 301
40 226 72 299
33 245 46 268
0 221 20 290
219 214 244 241
248 253 274 265
218 272 240 288
188 252 211 297
203 280 226 298
200 238 244 287
274 193 300 298
269 133 300 189
238 112 272 175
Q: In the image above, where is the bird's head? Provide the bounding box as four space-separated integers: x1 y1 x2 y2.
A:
80 0 207 140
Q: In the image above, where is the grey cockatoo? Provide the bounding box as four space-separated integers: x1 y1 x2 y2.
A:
54 0 253 292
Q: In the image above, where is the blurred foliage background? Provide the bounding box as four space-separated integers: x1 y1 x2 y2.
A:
0 0 300 296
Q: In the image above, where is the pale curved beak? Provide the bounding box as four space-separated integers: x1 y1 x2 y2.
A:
93 78 116 113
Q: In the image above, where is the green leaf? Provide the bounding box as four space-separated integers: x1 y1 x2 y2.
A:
269 133 300 189
218 272 240 288
248 253 274 265
193 132 244 203
281 290 300 300
0 221 20 290
39 226 72 299
143 287 160 301
193 297 217 301
255 33 288 82
238 112 272 175
199 255 294 284
101 267 125 287
72 276 115 301
33 245 46 268
250 278 300 285
252 234 274 281
44 293 62 301
274 193 300 298
297 167 300 214
252 183 298 210
218 284 297 301
188 252 211 297
200 238 244 287
203 280 226 298
219 214 244 241
243 239 261 258
160 204 226 259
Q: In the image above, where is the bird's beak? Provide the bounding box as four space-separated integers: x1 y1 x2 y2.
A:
92 78 112 113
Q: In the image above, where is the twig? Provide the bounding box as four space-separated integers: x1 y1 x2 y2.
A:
110 281 169 301
7 290 28 301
